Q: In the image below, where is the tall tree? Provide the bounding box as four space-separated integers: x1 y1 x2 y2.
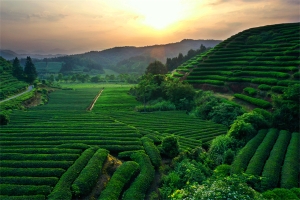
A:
24 56 37 83
145 61 167 75
12 57 24 79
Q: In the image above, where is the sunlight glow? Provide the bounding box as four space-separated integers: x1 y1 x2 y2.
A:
126 0 185 30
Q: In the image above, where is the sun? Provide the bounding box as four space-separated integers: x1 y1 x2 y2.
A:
126 0 184 30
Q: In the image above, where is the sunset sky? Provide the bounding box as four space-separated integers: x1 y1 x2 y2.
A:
1 0 299 54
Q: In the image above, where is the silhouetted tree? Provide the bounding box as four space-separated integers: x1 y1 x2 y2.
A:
24 56 37 83
12 57 24 79
145 61 167 75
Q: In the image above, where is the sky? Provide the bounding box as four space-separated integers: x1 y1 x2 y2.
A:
1 0 299 54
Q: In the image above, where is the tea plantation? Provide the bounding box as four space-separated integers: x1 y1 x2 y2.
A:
175 22 300 108
0 84 227 199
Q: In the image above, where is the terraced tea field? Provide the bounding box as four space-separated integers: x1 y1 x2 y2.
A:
231 129 300 190
0 83 227 199
175 22 300 108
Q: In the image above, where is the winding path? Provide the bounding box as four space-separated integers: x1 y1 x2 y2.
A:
0 85 34 104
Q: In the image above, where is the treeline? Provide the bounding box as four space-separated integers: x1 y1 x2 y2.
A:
44 55 104 74
166 44 208 71
2 56 38 83
43 73 140 84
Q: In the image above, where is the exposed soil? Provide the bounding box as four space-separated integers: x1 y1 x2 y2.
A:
83 155 122 200
87 89 104 111
23 91 41 108
145 158 172 200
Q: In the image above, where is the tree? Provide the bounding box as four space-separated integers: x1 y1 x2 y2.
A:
161 135 179 158
57 73 63 82
145 61 167 75
24 56 37 83
12 57 24 79
162 78 195 110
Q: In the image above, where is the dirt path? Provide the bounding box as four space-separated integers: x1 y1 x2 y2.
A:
0 85 34 104
87 89 104 111
83 155 122 200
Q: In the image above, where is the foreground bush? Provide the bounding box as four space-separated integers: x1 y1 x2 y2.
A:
231 129 267 174
281 132 299 189
161 135 179 158
141 137 162 168
47 147 98 200
234 93 272 108
272 188 299 199
122 152 155 200
173 175 262 200
71 148 108 198
98 161 139 200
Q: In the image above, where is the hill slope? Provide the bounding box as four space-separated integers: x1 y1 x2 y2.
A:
47 39 221 74
0 57 28 100
174 22 300 108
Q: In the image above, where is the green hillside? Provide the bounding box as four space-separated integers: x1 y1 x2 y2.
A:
174 23 300 108
34 62 63 74
0 57 28 101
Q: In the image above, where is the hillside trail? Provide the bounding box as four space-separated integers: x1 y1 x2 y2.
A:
0 85 34 104
87 88 104 111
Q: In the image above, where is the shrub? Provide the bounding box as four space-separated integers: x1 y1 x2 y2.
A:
262 190 280 200
243 87 257 96
161 135 179 158
117 150 145 159
208 135 236 165
271 86 286 93
187 175 261 200
47 147 98 200
0 177 58 186
258 84 271 91
261 130 291 191
272 188 299 200
186 79 225 86
293 72 300 79
251 78 278 85
122 152 155 200
253 108 272 124
0 195 45 200
227 120 256 141
280 132 299 189
245 128 279 176
231 129 267 174
0 184 51 196
135 101 176 112
0 167 65 177
71 148 108 198
277 80 299 86
141 137 162 168
208 103 245 127
98 161 140 200
234 94 272 108
291 188 300 198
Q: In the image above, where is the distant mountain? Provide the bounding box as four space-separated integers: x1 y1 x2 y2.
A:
0 49 67 60
48 39 222 74
0 50 19 60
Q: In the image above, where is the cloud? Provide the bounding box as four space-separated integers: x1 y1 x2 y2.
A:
27 12 67 22
1 10 67 22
